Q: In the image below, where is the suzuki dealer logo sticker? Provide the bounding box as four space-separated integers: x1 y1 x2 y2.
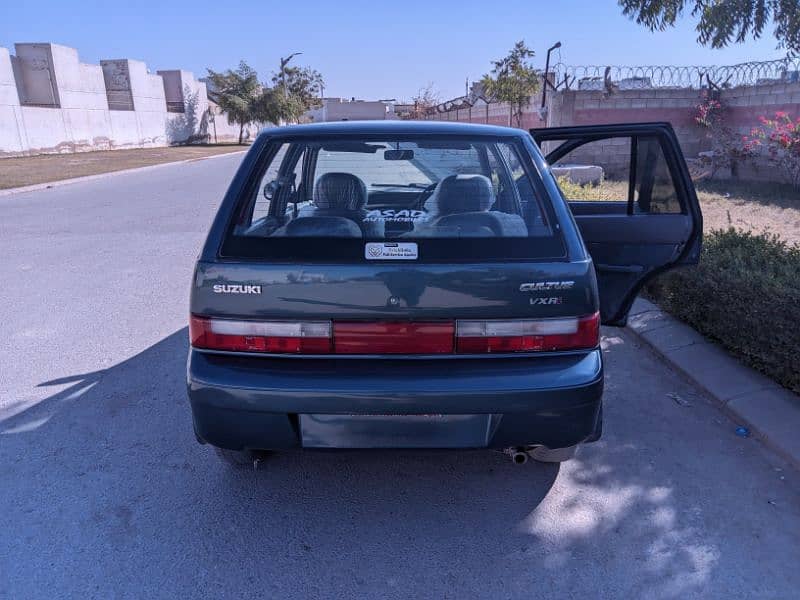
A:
365 242 419 260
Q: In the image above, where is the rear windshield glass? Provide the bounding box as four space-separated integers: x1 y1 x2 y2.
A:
222 135 563 261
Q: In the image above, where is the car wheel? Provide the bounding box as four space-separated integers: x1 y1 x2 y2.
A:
213 447 270 468
530 445 577 463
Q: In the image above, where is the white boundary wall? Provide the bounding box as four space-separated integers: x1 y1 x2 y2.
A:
1 42 247 156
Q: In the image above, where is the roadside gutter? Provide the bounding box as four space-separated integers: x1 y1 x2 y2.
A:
627 297 800 470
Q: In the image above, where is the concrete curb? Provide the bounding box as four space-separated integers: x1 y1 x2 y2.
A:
0 150 247 197
627 297 800 470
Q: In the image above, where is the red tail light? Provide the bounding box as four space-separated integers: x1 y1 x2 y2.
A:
333 321 455 354
189 316 331 354
190 313 599 355
456 313 600 353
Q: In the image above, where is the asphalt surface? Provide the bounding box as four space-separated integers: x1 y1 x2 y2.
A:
1 154 798 599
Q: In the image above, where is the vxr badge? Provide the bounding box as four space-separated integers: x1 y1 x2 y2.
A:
529 297 563 305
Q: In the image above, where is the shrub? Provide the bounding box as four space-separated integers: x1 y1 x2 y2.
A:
556 176 598 199
742 112 800 189
646 228 800 394
694 95 725 128
692 93 750 178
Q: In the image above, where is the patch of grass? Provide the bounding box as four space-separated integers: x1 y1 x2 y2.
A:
0 144 246 190
556 176 627 201
694 179 800 245
647 228 800 394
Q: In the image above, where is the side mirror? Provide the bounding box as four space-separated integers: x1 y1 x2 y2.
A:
263 174 297 200
263 180 280 200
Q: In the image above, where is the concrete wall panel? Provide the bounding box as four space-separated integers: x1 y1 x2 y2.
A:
0 48 27 154
62 107 113 148
0 106 27 154
136 111 168 145
0 43 215 155
109 110 141 146
19 105 69 151
0 47 21 106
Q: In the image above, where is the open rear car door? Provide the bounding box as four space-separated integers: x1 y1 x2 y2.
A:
530 122 703 326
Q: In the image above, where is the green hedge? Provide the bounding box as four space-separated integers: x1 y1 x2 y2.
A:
646 228 800 394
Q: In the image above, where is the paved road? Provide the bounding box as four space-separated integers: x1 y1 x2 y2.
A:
1 155 798 599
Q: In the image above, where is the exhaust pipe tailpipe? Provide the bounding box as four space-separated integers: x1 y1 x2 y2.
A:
503 447 529 465
512 451 528 465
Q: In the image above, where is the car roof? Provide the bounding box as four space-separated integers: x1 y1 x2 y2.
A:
258 120 529 139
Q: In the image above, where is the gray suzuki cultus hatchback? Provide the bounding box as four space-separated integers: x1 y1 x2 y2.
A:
187 120 702 466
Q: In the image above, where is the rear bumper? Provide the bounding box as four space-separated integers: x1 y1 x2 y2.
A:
187 350 604 450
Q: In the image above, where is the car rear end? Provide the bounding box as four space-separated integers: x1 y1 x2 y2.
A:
187 122 603 454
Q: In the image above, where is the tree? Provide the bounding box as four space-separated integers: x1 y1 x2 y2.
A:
481 41 540 128
205 61 266 144
619 0 800 54
271 65 324 123
403 83 441 120
252 87 302 127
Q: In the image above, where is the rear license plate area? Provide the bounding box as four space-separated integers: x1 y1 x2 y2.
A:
299 414 491 448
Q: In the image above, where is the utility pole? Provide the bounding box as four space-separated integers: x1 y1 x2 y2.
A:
319 81 326 121
541 42 561 110
280 52 303 99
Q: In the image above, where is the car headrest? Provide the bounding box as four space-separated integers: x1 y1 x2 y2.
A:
436 174 494 215
283 216 363 238
314 172 367 210
435 213 502 236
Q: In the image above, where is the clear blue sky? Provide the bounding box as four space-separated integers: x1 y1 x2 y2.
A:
1 0 786 101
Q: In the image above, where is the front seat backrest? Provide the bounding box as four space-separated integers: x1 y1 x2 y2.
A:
282 215 363 238
312 172 383 237
315 172 368 210
419 174 501 236
435 174 495 215
430 174 530 237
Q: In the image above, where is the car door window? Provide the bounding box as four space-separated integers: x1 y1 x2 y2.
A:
634 137 681 214
550 137 631 203
548 135 684 215
251 144 289 223
250 144 308 224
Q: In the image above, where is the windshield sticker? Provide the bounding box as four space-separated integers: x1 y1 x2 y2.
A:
365 242 419 260
363 209 426 223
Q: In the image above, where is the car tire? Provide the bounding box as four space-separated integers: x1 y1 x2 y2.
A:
530 445 577 463
214 447 269 468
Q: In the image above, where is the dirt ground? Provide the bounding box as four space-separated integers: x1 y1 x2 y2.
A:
0 144 246 190
697 180 800 245
558 174 800 246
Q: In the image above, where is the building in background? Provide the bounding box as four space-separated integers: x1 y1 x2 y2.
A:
305 97 397 122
